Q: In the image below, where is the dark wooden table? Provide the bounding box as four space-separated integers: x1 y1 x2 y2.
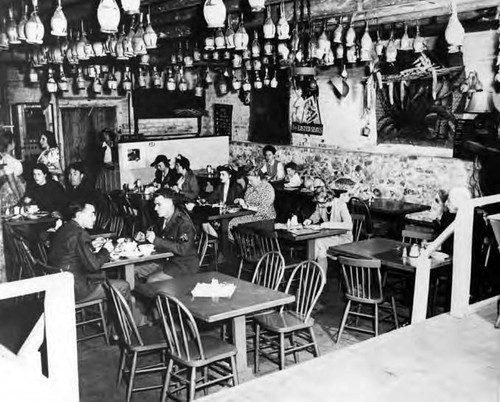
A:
327 237 451 273
192 205 255 256
367 198 431 238
135 271 294 380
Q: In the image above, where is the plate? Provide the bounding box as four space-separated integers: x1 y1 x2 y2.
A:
25 212 49 220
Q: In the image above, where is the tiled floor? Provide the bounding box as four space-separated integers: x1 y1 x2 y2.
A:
79 259 402 402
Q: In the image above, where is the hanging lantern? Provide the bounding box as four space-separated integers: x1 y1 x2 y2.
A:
263 6 276 39
277 41 289 61
400 23 412 51
137 67 146 88
360 21 373 62
132 14 147 56
28 65 39 83
46 68 58 93
121 0 141 15
93 40 106 58
178 67 188 92
0 19 9 50
58 65 68 92
276 1 289 40
413 23 425 53
166 68 176 91
263 40 273 56
385 28 397 63
225 17 235 49
152 66 162 88
25 0 44 45
115 26 128 60
253 72 263 89
93 75 103 94
51 0 67 37
97 0 120 34
345 15 356 48
203 0 226 29
204 67 213 84
107 33 118 57
317 21 330 60
193 42 201 61
7 7 20 44
234 15 249 51
140 53 150 66
123 22 135 58
205 34 215 51
195 73 204 97
51 44 63 64
107 68 118 91
263 67 270 86
445 0 464 53
76 23 88 60
270 71 278 88
143 10 157 49
232 72 241 90
375 30 384 56
122 66 132 91
242 70 251 92
215 27 225 50
333 17 343 44
251 30 261 58
18 5 28 42
184 40 193 67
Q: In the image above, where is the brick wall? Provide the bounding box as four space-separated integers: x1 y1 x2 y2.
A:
137 117 199 137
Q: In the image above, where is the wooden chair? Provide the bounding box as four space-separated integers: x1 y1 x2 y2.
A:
348 197 374 238
254 260 326 372
351 213 366 242
11 233 37 280
105 281 168 402
198 230 219 271
232 225 263 280
402 229 435 245
34 260 110 344
251 251 285 291
336 256 399 343
108 215 125 237
156 293 238 401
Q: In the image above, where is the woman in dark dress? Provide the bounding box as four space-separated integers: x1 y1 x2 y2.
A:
206 165 243 205
22 163 67 214
172 155 200 200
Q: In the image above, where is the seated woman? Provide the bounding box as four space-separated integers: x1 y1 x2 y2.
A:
206 165 243 205
37 130 63 181
150 154 178 188
229 167 276 233
22 163 67 214
284 162 302 188
303 187 353 274
260 145 285 181
172 154 200 201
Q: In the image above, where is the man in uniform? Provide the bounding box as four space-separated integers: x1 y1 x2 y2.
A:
135 188 199 282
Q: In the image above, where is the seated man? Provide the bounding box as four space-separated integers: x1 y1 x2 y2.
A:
150 154 178 188
66 162 98 204
48 200 130 303
135 188 200 283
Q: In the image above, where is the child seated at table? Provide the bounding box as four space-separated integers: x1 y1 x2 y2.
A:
284 162 302 188
303 187 353 275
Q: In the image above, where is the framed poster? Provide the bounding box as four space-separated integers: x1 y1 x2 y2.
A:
214 104 232 137
290 79 323 136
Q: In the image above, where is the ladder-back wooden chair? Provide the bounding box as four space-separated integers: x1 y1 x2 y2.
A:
232 225 263 280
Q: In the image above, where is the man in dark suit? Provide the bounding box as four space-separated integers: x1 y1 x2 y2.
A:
206 165 243 205
65 162 105 214
48 200 130 302
135 188 199 282
150 154 178 188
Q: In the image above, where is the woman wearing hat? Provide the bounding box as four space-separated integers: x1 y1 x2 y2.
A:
303 187 353 275
150 154 178 188
172 154 200 200
261 145 285 181
206 165 243 205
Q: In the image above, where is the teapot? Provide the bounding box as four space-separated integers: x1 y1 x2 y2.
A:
409 244 420 258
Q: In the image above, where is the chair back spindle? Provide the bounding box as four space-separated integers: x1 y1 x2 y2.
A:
251 251 285 290
338 256 383 304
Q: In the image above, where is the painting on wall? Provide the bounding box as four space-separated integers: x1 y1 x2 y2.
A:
290 77 323 136
376 74 460 149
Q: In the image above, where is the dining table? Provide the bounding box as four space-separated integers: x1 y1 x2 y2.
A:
192 205 255 257
135 271 294 381
366 198 431 238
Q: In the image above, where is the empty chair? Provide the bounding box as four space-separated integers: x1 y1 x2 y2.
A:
351 213 366 242
254 260 325 371
198 229 218 271
402 229 435 245
11 233 37 280
232 225 263 279
348 197 374 239
105 281 168 402
156 293 238 401
251 251 285 291
336 256 399 343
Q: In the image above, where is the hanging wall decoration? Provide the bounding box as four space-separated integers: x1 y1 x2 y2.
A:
290 74 323 135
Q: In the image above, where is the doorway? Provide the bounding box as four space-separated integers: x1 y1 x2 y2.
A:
61 107 116 184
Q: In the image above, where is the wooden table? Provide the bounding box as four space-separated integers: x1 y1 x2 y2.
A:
101 251 173 290
277 227 348 259
192 205 255 256
135 271 294 380
367 198 431 238
327 237 451 273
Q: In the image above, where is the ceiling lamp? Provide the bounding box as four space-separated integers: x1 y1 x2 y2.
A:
121 0 140 15
46 68 58 93
132 13 147 55
107 68 118 91
122 66 132 91
18 5 28 42
248 0 265 13
25 0 45 45
7 7 20 44
51 0 67 37
203 0 226 29
445 0 464 53
58 65 68 92
143 10 157 49
97 0 120 34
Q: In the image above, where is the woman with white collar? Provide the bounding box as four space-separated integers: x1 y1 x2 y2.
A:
260 145 285 181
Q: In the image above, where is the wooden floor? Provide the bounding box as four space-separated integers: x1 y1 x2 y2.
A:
199 299 500 402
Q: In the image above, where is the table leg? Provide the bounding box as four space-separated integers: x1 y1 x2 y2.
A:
220 218 230 257
124 263 135 290
231 315 254 381
306 239 316 260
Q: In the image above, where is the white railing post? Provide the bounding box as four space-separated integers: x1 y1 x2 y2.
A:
411 255 431 324
450 200 474 318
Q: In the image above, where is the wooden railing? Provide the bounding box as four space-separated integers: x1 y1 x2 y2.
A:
0 273 78 402
411 193 500 324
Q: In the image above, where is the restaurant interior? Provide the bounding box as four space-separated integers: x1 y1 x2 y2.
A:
1 0 500 401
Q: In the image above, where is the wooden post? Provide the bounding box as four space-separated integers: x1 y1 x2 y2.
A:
411 256 431 324
450 201 474 318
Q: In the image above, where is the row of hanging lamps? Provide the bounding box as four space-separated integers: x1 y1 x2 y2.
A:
50 0 67 37
97 0 120 34
204 0 226 28
25 0 44 45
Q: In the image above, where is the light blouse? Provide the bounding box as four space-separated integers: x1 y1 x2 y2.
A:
37 147 62 176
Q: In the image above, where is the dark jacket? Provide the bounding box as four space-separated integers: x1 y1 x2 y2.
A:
24 179 67 213
207 181 243 205
152 207 199 277
153 168 179 188
177 170 200 200
66 181 98 205
48 220 110 301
